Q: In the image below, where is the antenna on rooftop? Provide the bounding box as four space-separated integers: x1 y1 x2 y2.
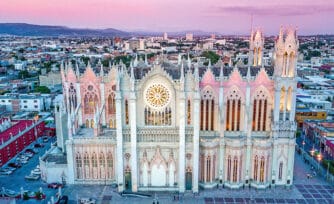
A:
250 13 254 33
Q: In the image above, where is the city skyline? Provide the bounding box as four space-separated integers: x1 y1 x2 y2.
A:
0 0 334 35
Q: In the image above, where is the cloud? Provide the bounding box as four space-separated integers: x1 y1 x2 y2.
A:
211 4 334 16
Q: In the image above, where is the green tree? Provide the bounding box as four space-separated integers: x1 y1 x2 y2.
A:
34 86 51 94
201 51 220 65
18 70 30 79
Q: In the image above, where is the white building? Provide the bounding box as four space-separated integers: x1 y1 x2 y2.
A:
41 28 298 193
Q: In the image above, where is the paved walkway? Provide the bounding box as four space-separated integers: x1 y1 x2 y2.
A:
57 148 334 204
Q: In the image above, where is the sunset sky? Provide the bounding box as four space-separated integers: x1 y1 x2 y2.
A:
0 0 333 35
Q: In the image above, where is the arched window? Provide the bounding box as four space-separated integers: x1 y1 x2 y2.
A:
227 155 231 182
144 106 172 126
99 152 105 179
125 99 129 125
278 162 283 180
85 119 89 128
280 87 286 112
206 156 211 182
233 156 238 182
83 152 90 179
84 87 98 115
252 89 269 131
259 156 265 183
200 88 215 131
69 83 77 112
253 156 258 181
91 152 98 179
187 100 191 125
226 88 242 131
92 152 98 168
76 153 82 179
200 155 205 181
107 152 113 179
108 92 116 115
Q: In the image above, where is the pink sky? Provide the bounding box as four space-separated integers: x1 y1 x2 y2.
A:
0 0 333 34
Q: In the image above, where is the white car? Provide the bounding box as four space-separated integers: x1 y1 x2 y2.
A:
79 198 96 204
0 170 13 175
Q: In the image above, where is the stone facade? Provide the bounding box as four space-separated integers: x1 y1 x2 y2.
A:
50 28 298 193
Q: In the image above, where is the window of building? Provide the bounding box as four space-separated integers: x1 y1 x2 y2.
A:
187 100 191 125
200 89 215 131
227 156 231 182
253 89 269 131
225 89 242 131
278 162 283 180
254 156 258 181
233 156 238 182
259 157 265 182
125 99 129 125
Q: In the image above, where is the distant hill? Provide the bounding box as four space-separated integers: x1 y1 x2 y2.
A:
0 23 129 37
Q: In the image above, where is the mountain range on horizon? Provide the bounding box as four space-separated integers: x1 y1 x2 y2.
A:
0 23 332 37
0 23 229 37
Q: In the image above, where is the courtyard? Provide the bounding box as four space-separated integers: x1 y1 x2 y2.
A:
1 145 333 204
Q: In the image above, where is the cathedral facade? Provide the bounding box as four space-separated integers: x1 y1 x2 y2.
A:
53 28 298 193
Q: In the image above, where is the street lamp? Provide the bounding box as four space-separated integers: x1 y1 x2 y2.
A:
302 141 305 157
310 145 315 157
317 153 322 172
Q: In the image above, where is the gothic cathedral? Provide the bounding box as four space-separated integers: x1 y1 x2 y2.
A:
51 27 298 193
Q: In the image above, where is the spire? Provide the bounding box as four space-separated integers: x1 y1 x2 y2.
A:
187 53 191 68
87 59 91 68
180 63 184 81
116 68 120 91
145 53 148 65
100 63 104 77
75 61 80 77
134 54 138 67
194 63 199 91
130 63 135 91
67 112 72 139
246 66 251 81
180 62 184 91
219 65 224 79
208 59 212 69
178 53 182 65
109 60 112 68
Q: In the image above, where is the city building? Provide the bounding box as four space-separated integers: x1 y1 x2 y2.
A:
295 108 327 128
0 118 45 167
41 28 298 193
186 33 193 41
0 93 52 112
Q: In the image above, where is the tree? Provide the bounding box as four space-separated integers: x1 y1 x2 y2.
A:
201 51 220 65
33 86 51 94
18 70 30 79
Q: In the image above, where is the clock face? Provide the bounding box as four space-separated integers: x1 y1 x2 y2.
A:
145 84 170 109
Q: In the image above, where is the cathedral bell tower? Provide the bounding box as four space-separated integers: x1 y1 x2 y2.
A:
272 27 298 187
249 29 264 66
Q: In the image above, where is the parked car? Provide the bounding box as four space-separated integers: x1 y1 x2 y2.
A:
56 195 68 204
24 152 34 158
0 169 13 175
25 149 36 154
3 167 16 171
42 137 49 143
8 162 22 168
79 197 96 204
34 143 44 148
47 182 63 189
25 174 40 180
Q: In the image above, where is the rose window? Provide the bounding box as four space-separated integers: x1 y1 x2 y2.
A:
145 84 170 109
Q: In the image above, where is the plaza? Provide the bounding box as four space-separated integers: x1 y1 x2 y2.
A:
1 143 333 204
